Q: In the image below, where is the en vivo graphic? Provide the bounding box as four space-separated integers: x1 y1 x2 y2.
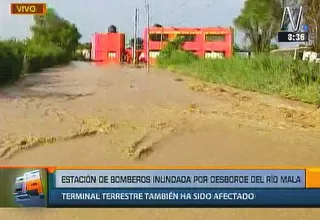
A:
10 3 47 15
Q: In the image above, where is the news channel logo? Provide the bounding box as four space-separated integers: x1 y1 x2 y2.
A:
281 24 309 32
0 168 47 207
12 169 46 207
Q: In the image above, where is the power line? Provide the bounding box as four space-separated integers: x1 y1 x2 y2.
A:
153 0 193 25
168 0 193 14
160 0 217 26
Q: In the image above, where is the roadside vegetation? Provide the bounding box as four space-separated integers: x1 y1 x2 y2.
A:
0 8 81 85
157 0 320 105
73 42 92 61
158 42 320 104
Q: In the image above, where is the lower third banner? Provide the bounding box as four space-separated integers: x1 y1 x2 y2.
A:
48 188 320 207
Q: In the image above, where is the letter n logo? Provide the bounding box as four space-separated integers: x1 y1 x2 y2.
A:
280 6 303 32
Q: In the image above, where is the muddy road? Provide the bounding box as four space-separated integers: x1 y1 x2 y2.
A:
0 62 320 219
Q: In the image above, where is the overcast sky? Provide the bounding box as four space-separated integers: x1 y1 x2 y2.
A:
0 0 297 48
0 0 247 42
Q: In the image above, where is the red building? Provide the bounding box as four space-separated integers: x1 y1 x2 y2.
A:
91 32 125 64
143 27 233 64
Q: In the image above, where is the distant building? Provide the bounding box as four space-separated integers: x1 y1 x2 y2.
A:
143 27 233 64
90 26 233 65
91 32 125 63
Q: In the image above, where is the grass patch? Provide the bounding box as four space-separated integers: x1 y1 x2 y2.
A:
157 39 320 105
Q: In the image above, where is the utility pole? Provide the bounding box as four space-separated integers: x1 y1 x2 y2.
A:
133 8 138 65
145 1 150 73
137 8 139 49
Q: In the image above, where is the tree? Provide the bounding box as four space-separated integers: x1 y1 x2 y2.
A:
301 0 320 52
30 8 81 56
234 0 283 53
76 42 91 57
77 42 91 50
233 43 242 52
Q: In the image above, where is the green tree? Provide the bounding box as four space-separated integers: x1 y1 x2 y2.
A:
233 43 242 52
30 8 81 56
234 0 283 53
78 42 91 50
1 7 83 85
301 0 320 52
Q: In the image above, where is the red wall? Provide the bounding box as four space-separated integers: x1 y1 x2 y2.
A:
91 33 125 64
124 48 144 64
143 27 233 64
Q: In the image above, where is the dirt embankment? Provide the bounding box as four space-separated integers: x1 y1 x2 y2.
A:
0 62 319 219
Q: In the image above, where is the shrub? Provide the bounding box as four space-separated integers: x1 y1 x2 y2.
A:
0 7 80 86
157 37 190 67
0 40 25 84
25 42 69 73
0 39 71 85
288 60 320 85
157 38 320 104
73 52 86 61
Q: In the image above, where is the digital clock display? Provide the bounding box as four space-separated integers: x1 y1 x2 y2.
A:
278 32 309 42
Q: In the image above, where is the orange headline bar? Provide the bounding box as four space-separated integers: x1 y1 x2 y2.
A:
306 168 320 188
11 3 47 15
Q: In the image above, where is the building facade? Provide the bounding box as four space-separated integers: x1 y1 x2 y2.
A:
91 32 125 64
143 27 233 64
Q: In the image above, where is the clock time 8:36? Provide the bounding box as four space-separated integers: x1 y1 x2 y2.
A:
278 32 309 42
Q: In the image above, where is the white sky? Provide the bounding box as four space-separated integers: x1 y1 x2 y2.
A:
0 0 297 47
